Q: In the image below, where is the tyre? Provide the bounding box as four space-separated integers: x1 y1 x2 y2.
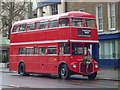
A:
19 63 29 76
59 64 71 80
88 72 97 80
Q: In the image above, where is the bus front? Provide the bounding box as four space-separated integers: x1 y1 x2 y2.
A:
69 15 99 79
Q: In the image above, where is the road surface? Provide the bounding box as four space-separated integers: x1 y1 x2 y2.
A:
1 71 119 88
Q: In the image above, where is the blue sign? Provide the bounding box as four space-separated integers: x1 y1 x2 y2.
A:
37 0 61 7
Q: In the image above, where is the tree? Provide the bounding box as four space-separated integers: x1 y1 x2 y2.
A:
0 1 33 39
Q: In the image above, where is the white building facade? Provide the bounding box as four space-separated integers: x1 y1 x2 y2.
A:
37 0 65 17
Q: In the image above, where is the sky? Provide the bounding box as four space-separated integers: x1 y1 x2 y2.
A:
31 0 37 10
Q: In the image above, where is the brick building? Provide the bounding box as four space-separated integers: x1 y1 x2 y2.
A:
66 2 120 68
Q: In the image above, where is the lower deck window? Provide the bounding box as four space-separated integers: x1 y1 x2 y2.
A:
60 43 70 54
34 47 39 54
39 47 47 55
19 48 26 54
26 48 33 54
48 47 57 54
72 43 89 55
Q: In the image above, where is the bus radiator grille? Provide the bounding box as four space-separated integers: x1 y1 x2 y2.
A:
80 62 94 73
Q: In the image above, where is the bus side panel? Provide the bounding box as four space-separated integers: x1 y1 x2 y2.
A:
46 55 59 74
9 46 19 71
22 55 59 74
10 28 61 44
59 27 71 40
10 56 19 71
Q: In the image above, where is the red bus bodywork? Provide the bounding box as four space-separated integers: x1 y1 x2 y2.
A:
10 11 99 79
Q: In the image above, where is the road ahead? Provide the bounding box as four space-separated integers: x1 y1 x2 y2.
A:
1 71 119 88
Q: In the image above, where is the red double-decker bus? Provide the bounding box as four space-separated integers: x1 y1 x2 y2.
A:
10 11 99 80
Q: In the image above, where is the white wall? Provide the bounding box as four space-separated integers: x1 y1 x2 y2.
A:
58 0 65 14
37 0 65 17
37 7 42 17
42 5 52 16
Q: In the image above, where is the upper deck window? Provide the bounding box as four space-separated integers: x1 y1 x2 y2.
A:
13 26 19 32
27 23 35 31
59 18 70 27
72 18 82 26
85 19 96 28
40 21 48 29
20 24 26 32
36 22 40 29
50 20 58 28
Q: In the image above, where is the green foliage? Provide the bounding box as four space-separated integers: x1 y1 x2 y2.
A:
83 56 91 64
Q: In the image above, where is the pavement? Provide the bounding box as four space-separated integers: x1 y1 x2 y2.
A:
96 68 119 81
0 67 119 81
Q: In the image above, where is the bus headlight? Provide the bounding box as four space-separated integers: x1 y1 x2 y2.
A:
95 64 98 68
72 64 77 68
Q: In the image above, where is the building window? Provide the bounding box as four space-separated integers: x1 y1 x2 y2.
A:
51 4 58 15
108 3 116 30
99 40 115 59
96 5 103 31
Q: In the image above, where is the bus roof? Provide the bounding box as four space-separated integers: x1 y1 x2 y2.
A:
13 11 95 25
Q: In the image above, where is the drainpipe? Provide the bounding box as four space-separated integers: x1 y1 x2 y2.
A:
65 1 67 12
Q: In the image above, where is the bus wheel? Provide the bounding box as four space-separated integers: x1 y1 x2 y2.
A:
59 64 70 80
19 63 29 76
88 72 97 80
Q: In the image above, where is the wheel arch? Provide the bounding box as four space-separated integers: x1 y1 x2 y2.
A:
58 62 69 73
18 61 25 74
